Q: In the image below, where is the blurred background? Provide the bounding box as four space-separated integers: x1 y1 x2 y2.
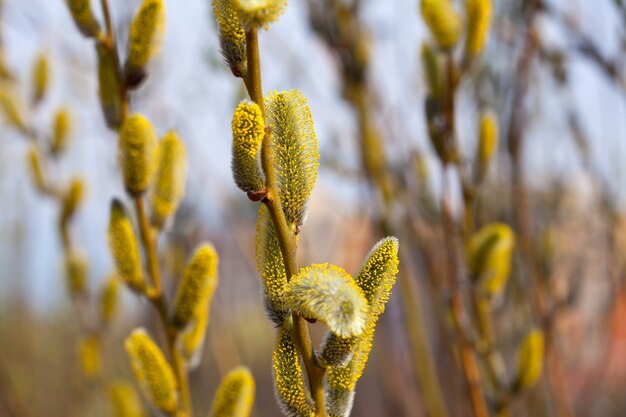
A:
0 0 625 416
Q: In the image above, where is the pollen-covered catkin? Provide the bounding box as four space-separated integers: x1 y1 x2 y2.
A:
231 100 266 194
51 106 72 155
126 0 166 72
178 304 209 369
65 248 89 297
285 264 368 338
110 381 145 417
96 43 123 128
79 334 101 379
213 0 247 77
150 131 187 227
209 367 255 417
467 223 514 296
265 90 319 228
125 329 178 414
233 0 287 30
118 114 158 196
27 146 46 193
476 110 498 180
515 329 544 390
31 52 49 104
420 0 461 49
65 0 101 38
465 0 492 56
108 199 145 293
172 244 219 329
272 327 315 417
100 274 120 325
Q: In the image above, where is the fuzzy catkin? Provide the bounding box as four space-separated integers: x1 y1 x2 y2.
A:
213 0 247 77
233 0 287 30
0 87 27 132
51 106 72 155
465 0 492 56
100 274 120 325
150 131 187 227
467 223 514 296
65 0 101 38
231 100 266 193
178 304 209 369
118 114 158 196
126 0 166 71
476 110 498 179
31 52 49 104
79 335 101 379
420 0 461 49
96 43 123 128
108 199 145 293
516 329 544 390
125 329 178 414
209 367 255 417
172 244 219 329
27 146 45 192
65 248 89 297
110 381 145 417
60 177 85 225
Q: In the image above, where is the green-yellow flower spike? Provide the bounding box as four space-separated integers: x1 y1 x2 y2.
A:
126 0 166 72
65 0 101 38
100 274 120 325
476 110 498 181
327 321 375 395
108 199 146 293
150 131 187 228
467 223 514 296
255 204 289 325
420 0 461 49
421 42 442 98
213 0 247 77
465 0 492 56
178 304 209 369
65 248 89 297
51 106 72 155
31 52 49 105
233 0 287 30
172 244 219 329
110 381 146 417
265 90 319 228
60 177 85 225
96 43 123 128
125 328 178 414
79 334 101 379
27 146 46 193
0 86 27 132
272 327 315 417
209 367 255 417
118 114 158 196
231 100 266 194
285 264 368 338
515 329 544 391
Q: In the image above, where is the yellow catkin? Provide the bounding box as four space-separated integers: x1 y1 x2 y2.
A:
100 274 120 325
516 329 544 390
60 177 85 225
96 43 123 128
126 0 166 71
421 42 442 98
465 0 492 56
110 381 146 417
51 106 72 155
79 335 101 379
213 0 247 77
255 204 289 325
31 52 49 104
65 247 89 297
285 264 368 338
125 329 178 414
231 100 266 194
65 0 101 38
420 0 461 49
178 304 209 369
150 131 187 227
0 86 27 132
233 0 287 30
209 367 255 417
467 223 514 296
108 199 145 293
26 146 46 193
265 90 319 228
118 113 158 196
272 327 315 417
476 110 498 179
172 244 219 329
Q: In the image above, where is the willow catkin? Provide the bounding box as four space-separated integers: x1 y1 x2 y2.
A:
515 329 544 390
150 131 187 227
476 110 498 180
467 223 514 296
209 367 255 417
60 177 85 225
65 247 89 297
118 114 158 196
100 274 120 325
107 199 145 293
79 335 101 379
126 0 166 72
420 0 461 49
26 146 46 193
110 381 146 417
0 86 27 132
421 42 442 98
178 304 209 369
231 100 266 194
51 106 72 155
125 329 178 414
65 0 101 38
96 43 123 128
233 0 287 30
172 244 219 329
31 52 49 104
213 0 247 77
465 0 492 56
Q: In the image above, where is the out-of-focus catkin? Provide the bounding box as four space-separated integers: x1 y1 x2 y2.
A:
27 146 46 193
465 0 492 56
213 0 247 77
125 329 178 414
51 106 72 155
150 131 187 227
65 0 101 38
60 177 85 225
0 87 27 132
65 248 89 297
96 43 123 128
233 0 287 30
476 110 498 181
110 381 146 417
231 100 266 194
100 274 120 325
209 367 255 417
421 42 442 98
79 334 101 379
172 244 219 329
420 0 461 49
178 304 209 368
126 0 166 72
108 199 145 293
467 223 514 296
31 52 49 104
118 113 158 196
515 329 544 390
